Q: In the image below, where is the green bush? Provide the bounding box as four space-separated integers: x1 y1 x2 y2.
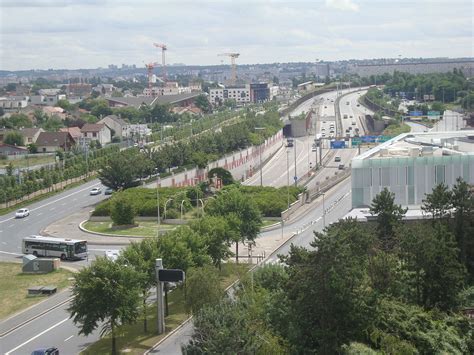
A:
111 196 136 225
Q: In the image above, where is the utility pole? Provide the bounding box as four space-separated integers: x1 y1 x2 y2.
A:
155 169 161 237
294 139 297 186
286 149 290 209
155 259 165 334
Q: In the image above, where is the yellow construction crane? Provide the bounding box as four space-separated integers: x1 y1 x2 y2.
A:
218 52 240 84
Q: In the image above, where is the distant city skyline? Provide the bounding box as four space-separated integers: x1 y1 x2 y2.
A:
0 0 472 71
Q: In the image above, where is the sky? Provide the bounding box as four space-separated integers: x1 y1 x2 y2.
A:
0 0 472 70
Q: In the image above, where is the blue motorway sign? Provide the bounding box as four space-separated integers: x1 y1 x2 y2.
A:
330 140 346 149
409 111 423 117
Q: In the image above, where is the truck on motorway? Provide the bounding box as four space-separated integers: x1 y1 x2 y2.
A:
343 114 348 119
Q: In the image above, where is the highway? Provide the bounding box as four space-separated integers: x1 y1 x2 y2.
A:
1 87 363 354
152 178 353 354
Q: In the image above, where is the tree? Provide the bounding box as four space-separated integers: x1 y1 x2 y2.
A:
91 100 112 118
185 266 223 315
208 167 234 186
0 107 4 117
398 222 465 310
194 94 211 113
27 143 38 153
98 151 144 190
369 188 407 251
282 219 377 353
68 257 141 355
119 238 160 332
190 215 236 269
4 131 24 146
206 188 262 263
111 196 136 225
421 183 452 220
451 178 474 274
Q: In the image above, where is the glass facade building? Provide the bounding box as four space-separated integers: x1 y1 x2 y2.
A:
351 132 474 208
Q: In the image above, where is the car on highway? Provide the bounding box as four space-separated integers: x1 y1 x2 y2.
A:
15 208 30 218
312 147 317 152
31 347 59 355
334 156 341 162
357 104 360 107
90 187 102 195
104 187 114 195
338 164 345 170
352 121 356 125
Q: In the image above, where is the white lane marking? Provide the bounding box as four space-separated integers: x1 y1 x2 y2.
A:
64 335 74 342
5 317 69 355
50 207 56 211
8 224 15 228
0 250 22 256
0 182 101 225
37 212 43 216
61 202 67 206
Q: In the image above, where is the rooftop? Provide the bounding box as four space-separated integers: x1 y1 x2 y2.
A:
353 131 474 163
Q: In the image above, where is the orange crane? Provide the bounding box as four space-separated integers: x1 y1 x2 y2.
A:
144 62 159 89
153 43 168 80
218 52 240 84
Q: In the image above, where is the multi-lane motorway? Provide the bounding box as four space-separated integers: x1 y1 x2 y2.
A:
1 87 366 354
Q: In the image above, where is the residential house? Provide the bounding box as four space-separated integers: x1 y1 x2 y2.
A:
42 106 67 120
59 127 82 144
0 143 28 157
19 128 44 145
98 115 128 138
0 96 29 110
81 123 111 145
35 132 75 153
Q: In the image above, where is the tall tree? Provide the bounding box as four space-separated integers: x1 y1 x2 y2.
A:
283 219 377 353
119 238 160 332
206 188 262 263
98 150 147 190
190 215 236 269
4 131 24 146
369 188 407 251
451 178 474 271
185 265 223 315
398 222 465 310
422 183 452 220
68 257 141 355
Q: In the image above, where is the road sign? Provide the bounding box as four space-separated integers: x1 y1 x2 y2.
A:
330 140 346 149
409 111 423 117
351 137 362 146
428 111 440 116
158 269 185 282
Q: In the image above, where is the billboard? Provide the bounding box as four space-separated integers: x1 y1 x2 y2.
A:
409 111 423 117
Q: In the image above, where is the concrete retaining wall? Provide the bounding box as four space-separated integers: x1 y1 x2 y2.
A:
158 129 284 187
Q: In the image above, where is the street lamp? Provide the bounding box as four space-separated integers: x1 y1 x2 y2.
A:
155 169 161 237
254 127 266 186
321 192 326 228
164 198 173 219
286 149 290 209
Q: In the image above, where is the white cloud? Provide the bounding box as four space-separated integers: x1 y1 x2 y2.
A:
325 0 359 12
0 0 472 70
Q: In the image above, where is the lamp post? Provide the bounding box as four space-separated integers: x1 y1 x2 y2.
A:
254 127 265 186
294 139 297 186
155 169 161 237
286 149 290 209
322 192 326 228
164 198 173 220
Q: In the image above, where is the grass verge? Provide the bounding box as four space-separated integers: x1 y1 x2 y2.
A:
382 122 411 136
82 263 250 355
0 262 73 320
83 221 176 237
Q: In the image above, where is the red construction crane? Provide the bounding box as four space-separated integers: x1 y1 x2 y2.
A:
218 52 240 84
144 62 159 89
153 43 168 80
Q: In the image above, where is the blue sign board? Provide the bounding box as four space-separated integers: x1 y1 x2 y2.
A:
330 140 346 149
409 111 423 117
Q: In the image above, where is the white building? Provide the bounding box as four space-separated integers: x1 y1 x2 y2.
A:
80 123 112 145
209 85 251 105
351 131 474 208
0 96 29 110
